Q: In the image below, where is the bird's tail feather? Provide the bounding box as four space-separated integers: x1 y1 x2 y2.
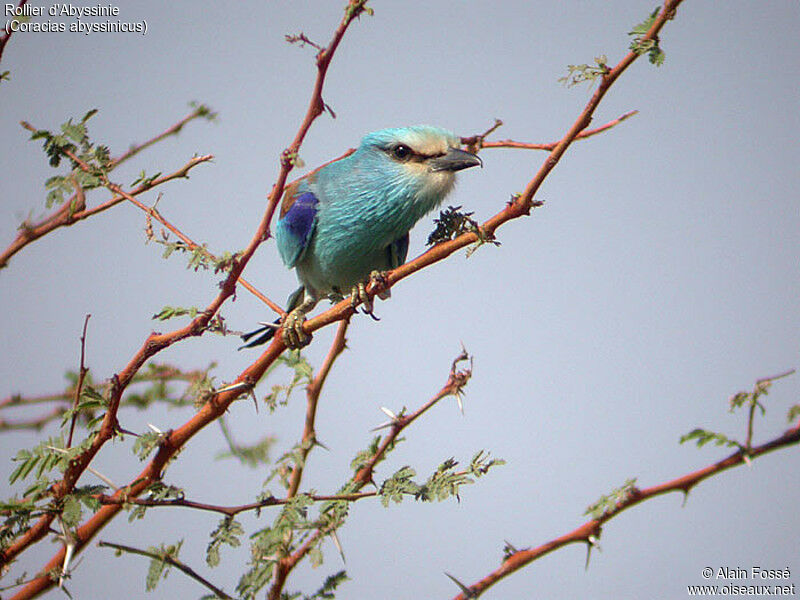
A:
238 286 306 350
239 321 279 349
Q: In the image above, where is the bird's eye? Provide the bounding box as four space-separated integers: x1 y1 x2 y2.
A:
391 144 412 161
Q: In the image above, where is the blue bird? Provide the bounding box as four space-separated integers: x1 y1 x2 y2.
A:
241 125 482 349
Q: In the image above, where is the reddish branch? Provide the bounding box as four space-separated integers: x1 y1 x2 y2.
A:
0 154 212 269
268 1 684 353
66 315 91 448
4 1 684 597
267 350 472 600
95 489 376 517
0 0 26 64
288 319 351 498
97 540 232 600
468 110 639 152
0 366 207 408
0 408 64 431
33 133 283 315
3 2 374 598
1 107 213 269
452 420 800 599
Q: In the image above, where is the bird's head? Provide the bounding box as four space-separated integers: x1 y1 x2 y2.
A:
357 126 482 203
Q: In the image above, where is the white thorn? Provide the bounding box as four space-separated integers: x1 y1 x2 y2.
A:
216 381 251 394
58 519 76 588
379 406 397 420
146 423 162 434
330 530 346 563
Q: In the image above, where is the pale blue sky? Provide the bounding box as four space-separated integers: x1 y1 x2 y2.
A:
1 2 799 599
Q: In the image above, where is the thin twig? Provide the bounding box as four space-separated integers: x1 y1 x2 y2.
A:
287 319 350 498
0 365 209 411
110 106 214 168
97 540 232 600
2 106 213 269
270 319 351 598
48 138 283 316
747 369 795 449
4 2 369 596
270 348 473 596
451 419 800 599
95 489 376 517
0 0 26 63
474 110 638 151
67 315 91 448
0 153 212 269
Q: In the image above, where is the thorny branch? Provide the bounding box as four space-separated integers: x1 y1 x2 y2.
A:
266 349 473 600
0 0 26 64
0 106 213 269
463 110 639 152
268 0 684 352
97 540 232 600
2 3 718 600
269 319 350 598
451 417 800 599
3 2 374 598
35 128 282 315
66 315 91 448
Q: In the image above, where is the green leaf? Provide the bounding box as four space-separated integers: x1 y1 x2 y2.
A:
305 570 349 600
61 495 82 528
418 458 472 502
679 428 742 450
216 434 275 468
61 119 87 144
151 305 200 321
206 516 243 567
469 450 505 477
585 478 639 519
9 436 67 485
628 7 666 66
132 430 163 461
308 546 324 568
145 541 182 591
379 466 419 507
558 56 609 87
628 7 660 37
72 484 107 512
263 352 314 411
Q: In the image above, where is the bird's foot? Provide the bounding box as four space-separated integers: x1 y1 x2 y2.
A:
350 271 390 321
282 306 312 349
369 270 391 300
350 281 376 319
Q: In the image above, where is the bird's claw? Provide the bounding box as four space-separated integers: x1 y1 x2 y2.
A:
282 307 311 349
350 271 391 321
369 270 391 300
351 282 378 319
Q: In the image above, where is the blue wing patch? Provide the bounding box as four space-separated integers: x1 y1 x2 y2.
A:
275 191 319 267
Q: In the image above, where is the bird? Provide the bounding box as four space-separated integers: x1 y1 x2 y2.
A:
240 125 482 349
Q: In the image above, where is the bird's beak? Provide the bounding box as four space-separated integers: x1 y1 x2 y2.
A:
428 147 483 172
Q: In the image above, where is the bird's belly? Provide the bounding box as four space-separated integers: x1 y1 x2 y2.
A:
296 239 391 297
